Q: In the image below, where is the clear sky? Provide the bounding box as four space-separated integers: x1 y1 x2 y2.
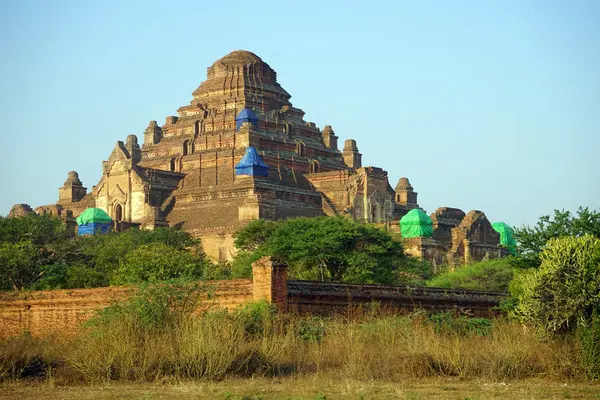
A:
0 0 598 227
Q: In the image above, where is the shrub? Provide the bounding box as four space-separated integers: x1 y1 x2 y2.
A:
426 258 514 292
428 312 493 336
111 243 209 285
88 279 211 332
513 235 600 333
513 235 600 377
0 241 51 290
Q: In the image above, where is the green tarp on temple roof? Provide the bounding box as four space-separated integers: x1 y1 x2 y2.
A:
76 208 112 225
492 222 517 254
400 209 433 238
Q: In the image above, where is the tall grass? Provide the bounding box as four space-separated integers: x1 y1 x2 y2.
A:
0 281 591 383
0 309 588 383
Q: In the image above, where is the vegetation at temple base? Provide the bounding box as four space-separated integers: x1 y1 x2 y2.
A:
232 216 432 284
0 214 211 291
426 258 515 292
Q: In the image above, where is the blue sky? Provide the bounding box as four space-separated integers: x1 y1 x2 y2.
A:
0 0 598 227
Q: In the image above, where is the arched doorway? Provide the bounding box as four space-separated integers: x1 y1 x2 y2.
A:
114 204 123 222
310 160 320 173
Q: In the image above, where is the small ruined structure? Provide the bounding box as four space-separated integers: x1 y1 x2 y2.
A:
401 208 510 269
9 50 507 264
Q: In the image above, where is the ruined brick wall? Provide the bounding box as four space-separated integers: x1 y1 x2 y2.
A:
252 256 288 312
0 280 253 338
0 258 506 338
288 281 505 317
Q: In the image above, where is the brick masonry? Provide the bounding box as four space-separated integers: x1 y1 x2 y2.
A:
0 257 505 338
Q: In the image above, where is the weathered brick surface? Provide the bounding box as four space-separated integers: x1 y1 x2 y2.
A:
288 281 505 317
0 258 509 338
252 256 288 312
0 280 252 338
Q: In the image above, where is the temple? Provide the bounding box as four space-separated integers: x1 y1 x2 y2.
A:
10 50 507 264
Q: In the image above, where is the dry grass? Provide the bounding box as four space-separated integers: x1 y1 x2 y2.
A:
0 304 590 385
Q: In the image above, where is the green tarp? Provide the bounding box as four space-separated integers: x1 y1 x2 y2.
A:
76 208 112 225
400 209 433 238
492 222 517 254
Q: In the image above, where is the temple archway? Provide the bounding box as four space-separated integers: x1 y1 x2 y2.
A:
114 204 123 222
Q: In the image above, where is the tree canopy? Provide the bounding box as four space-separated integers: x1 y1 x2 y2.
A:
234 216 431 284
0 214 211 291
515 207 600 255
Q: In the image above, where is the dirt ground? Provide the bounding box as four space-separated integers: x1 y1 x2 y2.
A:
1 377 599 400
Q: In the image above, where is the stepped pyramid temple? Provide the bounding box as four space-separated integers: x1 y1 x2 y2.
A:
10 50 508 265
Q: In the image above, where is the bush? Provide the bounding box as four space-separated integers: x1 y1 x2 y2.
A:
0 214 65 245
88 279 211 332
512 235 600 377
0 241 51 290
426 258 514 292
111 243 209 285
428 312 493 336
513 235 600 333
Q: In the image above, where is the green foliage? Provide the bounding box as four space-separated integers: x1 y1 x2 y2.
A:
296 317 326 342
512 235 600 334
111 243 209 285
88 279 210 332
228 250 265 279
0 215 65 290
426 258 514 292
233 219 278 252
0 241 50 290
234 301 276 336
428 312 493 336
514 207 600 257
0 214 65 245
233 217 428 285
578 308 600 378
0 214 211 290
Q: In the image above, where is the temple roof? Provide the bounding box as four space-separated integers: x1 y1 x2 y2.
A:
215 50 263 66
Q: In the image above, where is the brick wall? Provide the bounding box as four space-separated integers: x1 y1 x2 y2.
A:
287 281 505 317
0 279 253 338
0 258 506 338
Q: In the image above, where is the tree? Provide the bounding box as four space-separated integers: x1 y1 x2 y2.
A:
233 217 430 284
0 241 50 290
515 207 600 256
112 243 210 285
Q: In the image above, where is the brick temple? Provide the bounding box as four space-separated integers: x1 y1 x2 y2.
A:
10 50 506 265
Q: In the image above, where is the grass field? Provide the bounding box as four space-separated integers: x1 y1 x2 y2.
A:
1 377 599 399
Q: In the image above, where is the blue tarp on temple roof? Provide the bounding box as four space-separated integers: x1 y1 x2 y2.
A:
235 147 268 177
235 108 258 131
78 222 111 236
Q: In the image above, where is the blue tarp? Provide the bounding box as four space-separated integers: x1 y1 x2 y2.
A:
235 108 258 131
235 147 268 177
78 222 111 236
